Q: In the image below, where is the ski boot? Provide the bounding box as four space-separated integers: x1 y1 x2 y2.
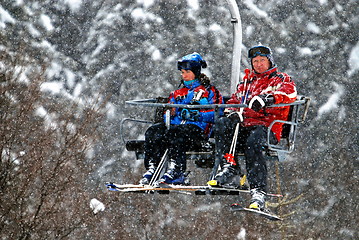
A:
139 164 156 185
249 188 266 211
207 163 241 188
158 160 188 185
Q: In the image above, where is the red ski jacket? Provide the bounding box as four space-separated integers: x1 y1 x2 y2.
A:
227 67 297 141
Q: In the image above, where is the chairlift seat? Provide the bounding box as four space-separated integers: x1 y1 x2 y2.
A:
123 95 310 166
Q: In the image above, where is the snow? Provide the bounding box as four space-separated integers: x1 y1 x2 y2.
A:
18 70 30 83
245 25 254 36
307 22 322 34
209 23 221 32
276 47 286 54
186 0 200 20
27 23 41 37
105 102 116 119
35 106 47 118
90 198 105 214
0 61 4 72
97 158 117 177
298 47 313 56
40 81 63 94
131 8 163 23
236 228 246 240
187 0 199 10
73 84 82 98
339 228 355 238
88 35 107 60
64 69 76 88
137 0 155 8
63 0 82 12
40 14 54 32
194 202 221 212
40 62 64 94
0 5 16 28
316 82 344 118
35 106 58 130
311 196 336 217
318 0 328 5
38 40 56 54
209 23 228 46
151 49 161 61
1 0 357 238
348 41 359 77
243 0 268 18
101 12 121 26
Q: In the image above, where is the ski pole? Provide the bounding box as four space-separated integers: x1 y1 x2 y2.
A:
149 149 169 187
149 110 171 187
224 123 240 166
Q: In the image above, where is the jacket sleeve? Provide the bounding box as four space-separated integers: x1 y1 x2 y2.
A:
270 73 297 104
168 91 176 104
198 85 223 123
225 82 245 112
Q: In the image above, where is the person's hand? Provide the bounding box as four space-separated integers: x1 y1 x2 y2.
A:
227 111 243 122
249 94 275 111
224 108 233 114
180 109 201 121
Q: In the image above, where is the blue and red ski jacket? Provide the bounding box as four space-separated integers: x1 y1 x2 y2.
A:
166 79 223 138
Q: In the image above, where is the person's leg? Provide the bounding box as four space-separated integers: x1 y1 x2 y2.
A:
245 125 274 191
211 117 242 186
160 124 204 184
140 123 167 184
244 125 277 209
215 117 235 162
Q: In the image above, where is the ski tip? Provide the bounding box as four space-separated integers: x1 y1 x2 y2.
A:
105 182 120 191
230 203 283 221
239 175 247 186
249 202 261 210
230 203 243 209
207 180 218 186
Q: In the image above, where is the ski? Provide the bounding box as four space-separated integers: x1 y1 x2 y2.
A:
106 182 221 192
105 182 283 197
230 203 282 221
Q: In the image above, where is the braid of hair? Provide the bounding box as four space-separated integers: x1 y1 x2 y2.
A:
199 73 211 87
178 79 184 88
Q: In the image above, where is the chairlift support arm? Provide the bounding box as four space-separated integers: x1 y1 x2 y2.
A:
226 0 242 93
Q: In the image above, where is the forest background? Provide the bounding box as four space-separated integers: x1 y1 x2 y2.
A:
0 0 358 239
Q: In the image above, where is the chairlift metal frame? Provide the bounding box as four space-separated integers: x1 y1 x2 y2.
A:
119 0 311 183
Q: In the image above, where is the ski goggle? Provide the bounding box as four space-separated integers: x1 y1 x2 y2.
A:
177 60 201 71
248 46 272 58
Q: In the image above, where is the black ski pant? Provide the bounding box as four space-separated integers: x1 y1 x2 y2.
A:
214 117 278 192
144 123 206 172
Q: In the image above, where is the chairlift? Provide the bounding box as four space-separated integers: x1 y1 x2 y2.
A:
117 0 311 195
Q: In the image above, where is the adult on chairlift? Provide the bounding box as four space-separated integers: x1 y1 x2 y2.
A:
208 46 297 211
140 52 223 185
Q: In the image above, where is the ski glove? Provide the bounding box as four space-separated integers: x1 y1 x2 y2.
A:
227 111 244 123
180 109 202 121
249 94 275 111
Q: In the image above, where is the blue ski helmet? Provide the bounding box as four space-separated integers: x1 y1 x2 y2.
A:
248 45 275 68
177 52 207 78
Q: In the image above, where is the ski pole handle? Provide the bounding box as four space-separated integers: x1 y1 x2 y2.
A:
193 89 205 102
165 109 170 130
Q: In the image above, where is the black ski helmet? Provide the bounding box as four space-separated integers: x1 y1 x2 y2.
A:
177 52 207 78
248 45 275 69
